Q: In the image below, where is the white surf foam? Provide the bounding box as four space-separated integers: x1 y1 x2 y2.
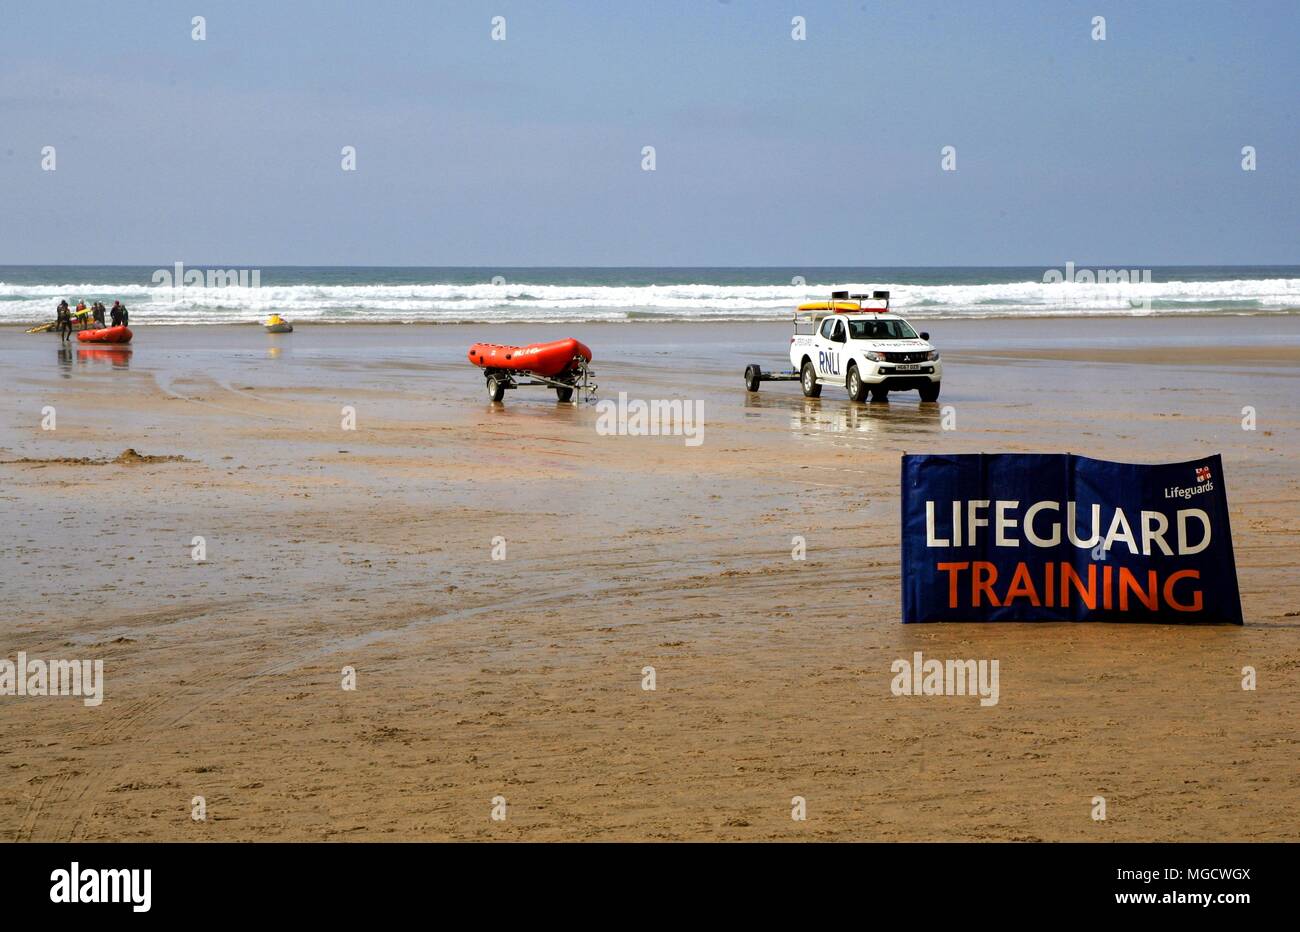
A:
1 278 1296 324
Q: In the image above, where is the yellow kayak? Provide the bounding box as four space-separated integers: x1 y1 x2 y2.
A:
797 301 862 313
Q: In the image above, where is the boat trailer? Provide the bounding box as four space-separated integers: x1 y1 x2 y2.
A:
742 363 802 392
483 357 598 404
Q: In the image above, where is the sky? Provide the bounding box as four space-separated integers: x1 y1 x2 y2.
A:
0 0 1296 266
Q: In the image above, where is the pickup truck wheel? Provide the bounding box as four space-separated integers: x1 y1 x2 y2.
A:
869 386 889 403
743 364 762 393
919 382 941 403
846 364 868 403
486 375 506 403
800 360 822 398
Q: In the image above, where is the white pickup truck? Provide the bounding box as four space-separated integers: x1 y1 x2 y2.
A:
744 292 942 402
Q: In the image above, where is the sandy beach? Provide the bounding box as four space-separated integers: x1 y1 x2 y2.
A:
1 316 1297 841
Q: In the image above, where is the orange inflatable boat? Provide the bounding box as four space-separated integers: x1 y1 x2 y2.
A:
467 338 591 378
77 325 133 344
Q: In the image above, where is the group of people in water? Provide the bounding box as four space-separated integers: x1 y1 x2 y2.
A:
55 299 129 342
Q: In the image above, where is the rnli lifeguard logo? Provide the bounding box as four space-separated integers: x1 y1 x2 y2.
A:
900 453 1242 623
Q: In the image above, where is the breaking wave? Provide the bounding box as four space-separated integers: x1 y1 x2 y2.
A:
1 276 1297 325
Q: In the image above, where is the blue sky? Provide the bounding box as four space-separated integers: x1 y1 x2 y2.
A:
0 0 1295 265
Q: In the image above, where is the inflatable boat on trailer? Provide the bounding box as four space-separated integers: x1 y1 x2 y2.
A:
468 337 597 403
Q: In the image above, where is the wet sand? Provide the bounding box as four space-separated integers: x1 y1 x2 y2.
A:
1 316 1298 841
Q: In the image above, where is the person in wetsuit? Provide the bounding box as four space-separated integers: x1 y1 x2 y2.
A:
110 301 123 327
57 301 72 343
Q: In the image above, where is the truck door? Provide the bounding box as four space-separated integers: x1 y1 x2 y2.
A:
816 316 845 380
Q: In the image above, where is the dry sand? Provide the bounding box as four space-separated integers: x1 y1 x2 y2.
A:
1 317 1297 841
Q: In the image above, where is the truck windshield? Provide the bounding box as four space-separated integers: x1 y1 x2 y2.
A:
848 319 918 340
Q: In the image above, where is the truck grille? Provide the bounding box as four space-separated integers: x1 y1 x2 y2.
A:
882 351 925 363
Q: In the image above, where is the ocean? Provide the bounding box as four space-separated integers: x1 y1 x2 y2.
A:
2 265 1297 326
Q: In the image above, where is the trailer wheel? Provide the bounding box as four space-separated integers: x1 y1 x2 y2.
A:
555 385 574 402
744 364 762 393
486 375 506 403
800 360 822 398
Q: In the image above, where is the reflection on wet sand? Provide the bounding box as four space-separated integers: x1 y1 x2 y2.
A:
77 346 132 369
483 395 587 424
746 390 941 437
52 344 134 371
791 400 940 438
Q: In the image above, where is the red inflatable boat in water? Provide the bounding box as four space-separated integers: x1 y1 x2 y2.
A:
467 338 591 378
77 325 133 344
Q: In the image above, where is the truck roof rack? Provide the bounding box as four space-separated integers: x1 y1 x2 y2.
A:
796 289 891 315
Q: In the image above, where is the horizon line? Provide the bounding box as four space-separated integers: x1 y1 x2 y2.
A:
2 262 1298 271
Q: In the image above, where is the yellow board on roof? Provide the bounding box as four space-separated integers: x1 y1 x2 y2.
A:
796 301 860 313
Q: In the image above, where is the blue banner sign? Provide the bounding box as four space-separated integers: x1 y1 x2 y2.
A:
901 453 1243 623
